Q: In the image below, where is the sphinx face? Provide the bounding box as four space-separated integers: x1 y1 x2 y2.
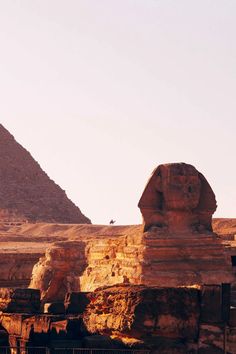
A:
160 165 201 211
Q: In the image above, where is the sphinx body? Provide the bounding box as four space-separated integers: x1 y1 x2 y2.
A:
138 162 234 286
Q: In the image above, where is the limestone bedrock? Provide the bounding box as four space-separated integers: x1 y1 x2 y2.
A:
83 285 200 347
30 241 88 302
29 234 144 302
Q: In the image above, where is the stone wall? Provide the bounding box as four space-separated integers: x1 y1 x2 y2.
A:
80 233 144 292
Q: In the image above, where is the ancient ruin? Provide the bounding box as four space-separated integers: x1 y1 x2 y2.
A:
28 163 234 301
0 283 236 353
138 163 216 232
138 163 234 287
0 127 236 353
0 124 90 225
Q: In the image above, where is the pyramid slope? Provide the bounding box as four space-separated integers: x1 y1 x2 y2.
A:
0 124 91 224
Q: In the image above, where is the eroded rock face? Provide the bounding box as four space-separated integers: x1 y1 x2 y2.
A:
138 163 216 232
0 124 90 225
140 227 234 287
29 241 88 302
1 219 234 291
79 233 144 292
30 234 144 301
0 284 235 353
83 285 200 348
0 252 43 288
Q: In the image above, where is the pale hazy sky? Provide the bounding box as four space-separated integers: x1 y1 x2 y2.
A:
0 1 235 224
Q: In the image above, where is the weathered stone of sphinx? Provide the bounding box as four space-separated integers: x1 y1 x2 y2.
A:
29 241 88 302
0 219 234 290
138 163 216 232
29 232 144 299
138 163 234 287
79 232 144 292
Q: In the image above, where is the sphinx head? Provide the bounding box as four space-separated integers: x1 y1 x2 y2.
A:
155 163 201 211
138 163 217 232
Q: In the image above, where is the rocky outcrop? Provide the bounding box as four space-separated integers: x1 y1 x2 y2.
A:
82 284 236 352
29 233 144 301
0 284 236 353
0 252 43 288
29 241 88 302
0 224 141 290
0 124 90 225
83 285 200 350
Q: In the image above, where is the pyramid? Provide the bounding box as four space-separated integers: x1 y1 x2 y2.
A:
0 124 91 224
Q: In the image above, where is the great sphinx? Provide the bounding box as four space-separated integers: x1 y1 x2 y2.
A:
29 162 233 297
138 163 217 232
